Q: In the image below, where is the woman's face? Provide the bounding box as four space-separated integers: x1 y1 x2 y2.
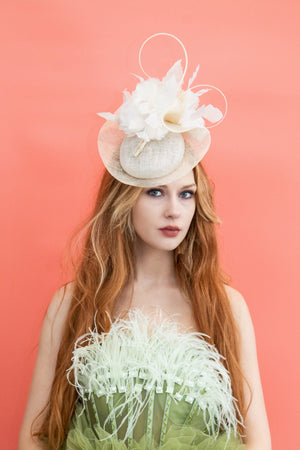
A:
132 171 196 252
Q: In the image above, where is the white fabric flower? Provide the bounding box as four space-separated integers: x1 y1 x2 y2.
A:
98 60 222 142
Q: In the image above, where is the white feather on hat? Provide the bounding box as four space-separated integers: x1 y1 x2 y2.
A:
96 34 226 187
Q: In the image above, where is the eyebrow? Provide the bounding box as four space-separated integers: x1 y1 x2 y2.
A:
156 184 197 189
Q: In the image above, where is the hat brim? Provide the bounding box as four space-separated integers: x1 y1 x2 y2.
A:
97 121 211 187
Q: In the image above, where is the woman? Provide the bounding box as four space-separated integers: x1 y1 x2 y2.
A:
19 35 271 449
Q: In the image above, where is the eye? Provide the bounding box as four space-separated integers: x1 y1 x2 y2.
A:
146 189 163 197
180 190 195 199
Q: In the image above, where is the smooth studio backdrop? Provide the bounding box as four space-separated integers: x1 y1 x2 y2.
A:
1 1 299 448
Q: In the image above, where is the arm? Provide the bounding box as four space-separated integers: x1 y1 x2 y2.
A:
226 286 272 450
19 283 73 449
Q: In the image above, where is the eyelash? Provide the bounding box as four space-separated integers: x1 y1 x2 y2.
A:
146 189 195 199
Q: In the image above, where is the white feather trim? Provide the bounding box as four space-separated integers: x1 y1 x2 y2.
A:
162 59 183 85
197 104 223 123
188 64 200 89
67 309 243 443
97 60 223 142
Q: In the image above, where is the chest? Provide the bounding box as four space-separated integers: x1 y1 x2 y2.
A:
112 283 198 333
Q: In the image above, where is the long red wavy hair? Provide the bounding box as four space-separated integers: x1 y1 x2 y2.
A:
33 163 251 448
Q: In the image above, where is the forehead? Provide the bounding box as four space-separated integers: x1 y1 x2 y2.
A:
156 171 195 189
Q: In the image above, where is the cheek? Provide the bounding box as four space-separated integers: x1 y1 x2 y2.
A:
132 199 154 233
185 201 196 225
191 203 196 220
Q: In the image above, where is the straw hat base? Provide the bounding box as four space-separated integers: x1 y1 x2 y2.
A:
98 121 211 187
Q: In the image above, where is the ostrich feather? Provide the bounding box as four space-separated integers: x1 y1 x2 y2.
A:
67 309 243 444
97 60 223 142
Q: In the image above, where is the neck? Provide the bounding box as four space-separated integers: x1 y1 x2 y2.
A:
134 238 177 287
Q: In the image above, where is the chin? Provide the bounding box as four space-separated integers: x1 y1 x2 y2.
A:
153 238 183 252
136 232 186 252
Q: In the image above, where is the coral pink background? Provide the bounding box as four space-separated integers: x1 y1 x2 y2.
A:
1 1 299 448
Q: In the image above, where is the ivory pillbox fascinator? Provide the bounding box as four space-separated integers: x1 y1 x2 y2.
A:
97 33 227 188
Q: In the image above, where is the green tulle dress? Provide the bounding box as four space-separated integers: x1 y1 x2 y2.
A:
62 310 245 449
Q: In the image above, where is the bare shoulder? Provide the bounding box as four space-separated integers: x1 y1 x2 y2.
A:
35 281 76 363
45 281 75 329
224 285 256 342
223 285 258 362
224 284 250 325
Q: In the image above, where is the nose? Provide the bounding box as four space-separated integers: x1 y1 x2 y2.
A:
164 194 181 219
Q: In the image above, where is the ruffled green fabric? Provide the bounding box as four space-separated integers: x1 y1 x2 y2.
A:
62 401 245 449
63 426 244 449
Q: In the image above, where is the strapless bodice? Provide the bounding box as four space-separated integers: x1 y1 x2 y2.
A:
63 309 245 449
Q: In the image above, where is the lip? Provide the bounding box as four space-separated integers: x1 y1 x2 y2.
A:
159 226 180 231
159 226 180 237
